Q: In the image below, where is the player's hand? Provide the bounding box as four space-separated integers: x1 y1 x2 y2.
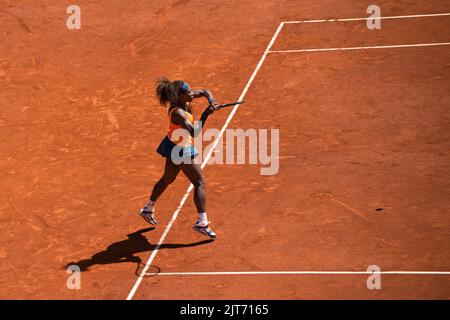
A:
204 102 219 115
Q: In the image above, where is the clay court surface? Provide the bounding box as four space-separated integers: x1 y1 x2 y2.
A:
0 0 449 299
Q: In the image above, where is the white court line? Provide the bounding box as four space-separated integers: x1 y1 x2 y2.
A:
125 22 285 300
152 271 450 276
269 42 450 53
127 12 450 300
283 12 450 24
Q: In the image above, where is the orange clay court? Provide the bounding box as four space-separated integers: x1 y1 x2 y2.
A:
0 0 449 300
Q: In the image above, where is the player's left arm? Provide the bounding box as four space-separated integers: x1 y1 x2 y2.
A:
191 89 219 107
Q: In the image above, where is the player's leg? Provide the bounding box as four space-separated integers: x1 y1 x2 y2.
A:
179 162 206 212
149 157 181 202
179 162 216 239
140 158 180 225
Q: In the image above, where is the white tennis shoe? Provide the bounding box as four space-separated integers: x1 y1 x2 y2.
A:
193 221 216 239
139 208 157 226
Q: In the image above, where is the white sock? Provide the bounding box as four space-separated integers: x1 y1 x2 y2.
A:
198 212 208 226
144 199 155 212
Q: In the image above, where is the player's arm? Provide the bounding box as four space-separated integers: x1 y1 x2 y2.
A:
171 107 216 138
191 89 218 107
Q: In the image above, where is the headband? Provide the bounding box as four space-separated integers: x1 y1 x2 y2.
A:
180 82 190 92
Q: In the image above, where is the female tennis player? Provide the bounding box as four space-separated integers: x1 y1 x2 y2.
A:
139 77 219 239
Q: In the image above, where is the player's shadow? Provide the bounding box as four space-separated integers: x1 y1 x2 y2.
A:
65 227 213 272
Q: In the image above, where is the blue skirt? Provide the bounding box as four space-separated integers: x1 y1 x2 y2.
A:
156 136 199 161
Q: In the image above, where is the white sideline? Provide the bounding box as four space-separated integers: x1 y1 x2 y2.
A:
125 22 286 300
269 42 450 53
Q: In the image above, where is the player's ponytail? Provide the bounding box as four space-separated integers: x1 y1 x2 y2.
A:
155 77 176 106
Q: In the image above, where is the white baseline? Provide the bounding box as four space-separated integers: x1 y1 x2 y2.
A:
283 12 450 24
269 42 450 53
153 270 450 276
